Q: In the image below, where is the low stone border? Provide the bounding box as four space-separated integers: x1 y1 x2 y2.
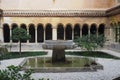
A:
20 57 103 73
22 67 96 73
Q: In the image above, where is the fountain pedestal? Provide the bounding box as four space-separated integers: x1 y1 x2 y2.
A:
42 40 75 63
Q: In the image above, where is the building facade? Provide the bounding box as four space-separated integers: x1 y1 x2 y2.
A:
0 0 120 50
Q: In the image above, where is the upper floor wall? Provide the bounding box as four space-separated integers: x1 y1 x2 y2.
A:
0 0 119 10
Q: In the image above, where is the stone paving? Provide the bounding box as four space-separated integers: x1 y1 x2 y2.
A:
0 49 120 80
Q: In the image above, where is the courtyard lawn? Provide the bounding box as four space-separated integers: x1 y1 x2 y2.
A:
0 52 47 60
66 51 120 59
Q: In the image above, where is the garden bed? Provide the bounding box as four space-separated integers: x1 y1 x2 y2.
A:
66 51 120 59
0 52 47 60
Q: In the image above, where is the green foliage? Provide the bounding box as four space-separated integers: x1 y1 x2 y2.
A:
74 34 106 51
11 27 30 55
11 27 30 41
66 51 120 59
0 65 50 80
0 52 47 60
74 34 106 65
0 65 34 80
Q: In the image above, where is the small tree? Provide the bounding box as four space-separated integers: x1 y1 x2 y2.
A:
74 34 106 51
74 34 106 65
11 27 30 55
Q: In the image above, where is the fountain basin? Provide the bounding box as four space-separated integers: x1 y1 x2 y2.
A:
20 57 103 72
42 40 76 49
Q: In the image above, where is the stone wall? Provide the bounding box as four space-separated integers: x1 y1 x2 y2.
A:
1 0 116 10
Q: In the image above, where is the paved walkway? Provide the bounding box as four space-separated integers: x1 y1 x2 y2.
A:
0 49 120 80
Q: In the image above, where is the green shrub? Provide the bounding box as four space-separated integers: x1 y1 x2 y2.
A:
0 65 34 80
0 65 50 80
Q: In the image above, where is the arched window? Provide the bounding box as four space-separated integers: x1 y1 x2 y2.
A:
114 23 118 42
110 23 116 42
37 24 44 42
65 24 72 40
20 24 27 43
98 24 105 35
3 24 10 42
12 23 18 42
45 23 52 40
21 24 27 30
118 22 120 27
90 24 97 35
74 24 80 39
57 23 64 40
29 24 35 43
82 24 88 36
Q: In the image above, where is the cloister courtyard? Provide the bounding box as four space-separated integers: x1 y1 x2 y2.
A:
0 48 120 80
0 0 120 80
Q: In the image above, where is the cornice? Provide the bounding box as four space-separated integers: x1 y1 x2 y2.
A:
3 10 106 17
106 4 120 16
1 4 120 17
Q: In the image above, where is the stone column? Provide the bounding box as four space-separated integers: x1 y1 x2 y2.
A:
44 28 46 41
80 28 82 37
0 27 3 42
64 28 66 40
35 28 37 43
27 29 29 43
88 27 90 36
72 29 74 40
10 28 12 43
52 28 57 40
96 27 98 37
0 17 3 42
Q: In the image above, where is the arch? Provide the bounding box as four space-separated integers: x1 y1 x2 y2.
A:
20 24 27 43
118 22 120 26
20 24 27 30
90 24 97 35
11 23 18 30
98 23 105 35
114 23 118 27
65 24 72 40
82 24 88 36
110 23 116 42
37 23 44 42
74 24 80 39
110 23 115 32
113 23 118 42
110 23 114 28
45 23 52 40
29 24 35 43
11 23 18 42
3 24 10 42
57 23 64 40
